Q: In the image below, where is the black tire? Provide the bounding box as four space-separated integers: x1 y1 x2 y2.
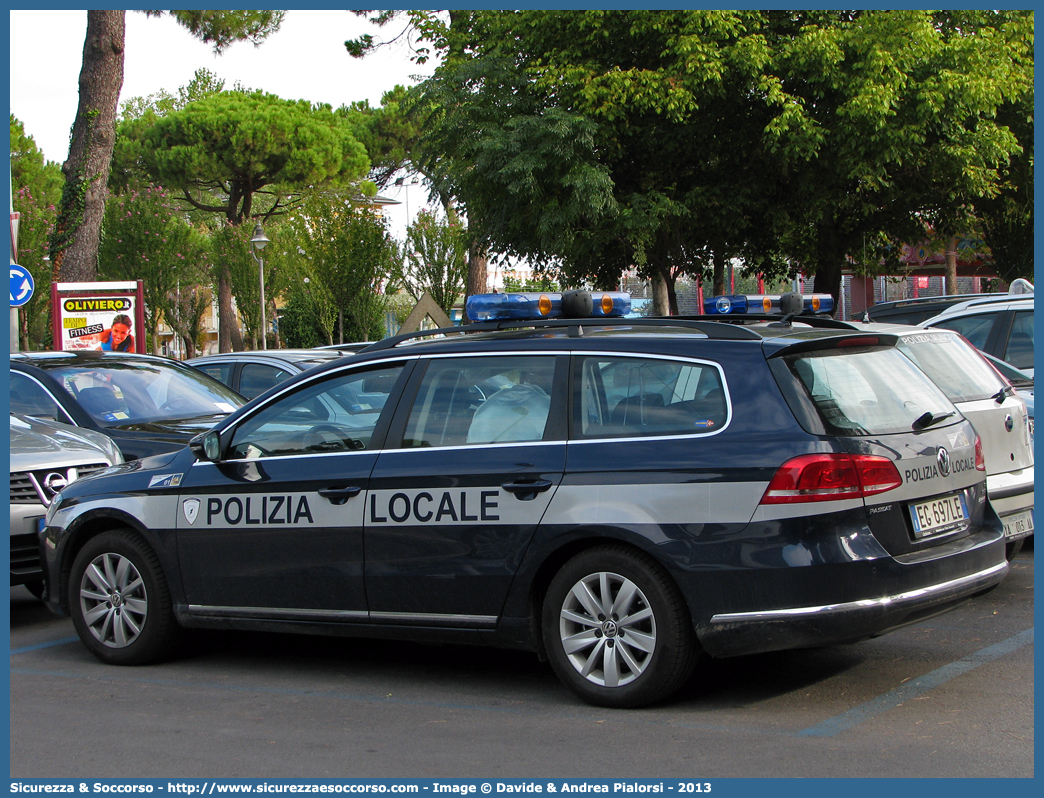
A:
68 529 180 665
24 580 45 600
542 545 699 708
1005 538 1025 561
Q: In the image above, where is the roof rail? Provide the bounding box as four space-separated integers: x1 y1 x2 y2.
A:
361 316 765 353
671 313 857 330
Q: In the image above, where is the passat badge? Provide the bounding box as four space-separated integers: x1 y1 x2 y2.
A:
182 498 200 525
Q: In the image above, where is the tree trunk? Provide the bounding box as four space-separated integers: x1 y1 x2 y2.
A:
712 250 726 297
462 239 488 323
945 236 959 295
217 266 243 352
651 268 671 316
50 10 125 281
811 219 847 311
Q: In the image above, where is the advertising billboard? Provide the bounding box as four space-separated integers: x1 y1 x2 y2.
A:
51 281 146 352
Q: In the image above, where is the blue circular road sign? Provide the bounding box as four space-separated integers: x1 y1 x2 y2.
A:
10 264 35 307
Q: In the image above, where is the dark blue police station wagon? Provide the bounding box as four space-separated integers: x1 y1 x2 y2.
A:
39 291 1008 707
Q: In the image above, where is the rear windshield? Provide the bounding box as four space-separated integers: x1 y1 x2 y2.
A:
895 332 1004 402
788 346 958 436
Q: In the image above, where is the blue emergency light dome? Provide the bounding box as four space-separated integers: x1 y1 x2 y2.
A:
703 292 834 316
465 291 631 321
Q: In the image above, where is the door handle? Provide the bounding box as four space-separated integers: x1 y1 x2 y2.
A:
318 485 362 505
501 479 553 500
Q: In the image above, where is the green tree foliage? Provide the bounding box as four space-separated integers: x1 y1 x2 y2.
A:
394 209 469 313
280 279 339 348
759 10 1033 299
297 196 395 343
390 10 1031 309
208 223 271 350
157 10 285 52
111 68 229 194
973 92 1034 283
339 86 425 190
132 90 371 350
10 116 64 207
11 188 57 350
51 9 285 283
99 185 204 353
139 91 370 224
11 116 64 350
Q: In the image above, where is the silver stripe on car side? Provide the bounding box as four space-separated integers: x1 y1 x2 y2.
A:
186 605 496 627
542 481 767 525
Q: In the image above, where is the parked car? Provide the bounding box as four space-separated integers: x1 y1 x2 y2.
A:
10 413 123 598
981 352 1033 448
314 342 373 354
875 327 1034 560
41 291 1007 708
921 292 1034 377
860 293 1008 325
10 351 246 461
697 300 1033 560
187 349 349 400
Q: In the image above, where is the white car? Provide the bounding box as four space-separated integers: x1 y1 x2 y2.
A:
859 326 1034 560
9 414 123 598
921 283 1034 377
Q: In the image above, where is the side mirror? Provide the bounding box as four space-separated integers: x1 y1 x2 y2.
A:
189 430 222 462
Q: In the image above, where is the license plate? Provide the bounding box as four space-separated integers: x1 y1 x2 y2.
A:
909 493 969 539
1002 510 1034 540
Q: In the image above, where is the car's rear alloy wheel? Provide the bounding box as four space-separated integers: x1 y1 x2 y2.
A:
543 546 698 708
69 529 179 665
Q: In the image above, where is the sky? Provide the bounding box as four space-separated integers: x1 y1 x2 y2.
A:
8 9 439 239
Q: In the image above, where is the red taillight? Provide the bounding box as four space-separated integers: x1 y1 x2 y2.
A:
760 453 903 504
974 436 986 471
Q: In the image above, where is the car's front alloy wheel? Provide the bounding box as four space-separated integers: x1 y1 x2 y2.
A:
79 550 149 648
69 529 179 665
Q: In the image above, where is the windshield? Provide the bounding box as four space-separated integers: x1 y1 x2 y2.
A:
788 346 958 436
895 332 1005 403
47 361 245 427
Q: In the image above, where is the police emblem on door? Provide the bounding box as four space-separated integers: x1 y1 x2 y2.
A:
183 498 200 525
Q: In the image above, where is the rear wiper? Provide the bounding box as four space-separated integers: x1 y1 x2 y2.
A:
992 384 1015 404
913 411 956 431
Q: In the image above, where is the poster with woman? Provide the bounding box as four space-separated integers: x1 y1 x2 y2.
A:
51 281 146 353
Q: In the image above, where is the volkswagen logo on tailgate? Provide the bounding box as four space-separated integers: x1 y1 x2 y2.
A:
937 447 951 477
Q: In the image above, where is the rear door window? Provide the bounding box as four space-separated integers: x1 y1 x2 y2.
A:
402 355 557 447
931 311 1000 350
239 363 292 399
192 361 233 388
1003 311 1033 371
573 355 728 438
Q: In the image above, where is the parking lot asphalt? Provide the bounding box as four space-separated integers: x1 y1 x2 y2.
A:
9 540 1033 779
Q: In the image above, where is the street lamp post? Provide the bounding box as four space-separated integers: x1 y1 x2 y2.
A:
250 223 270 350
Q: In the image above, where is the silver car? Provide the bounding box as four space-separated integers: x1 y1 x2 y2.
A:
862 326 1034 560
10 413 123 597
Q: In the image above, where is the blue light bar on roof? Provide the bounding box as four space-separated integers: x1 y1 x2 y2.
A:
465 291 631 321
702 293 834 316
590 292 631 317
